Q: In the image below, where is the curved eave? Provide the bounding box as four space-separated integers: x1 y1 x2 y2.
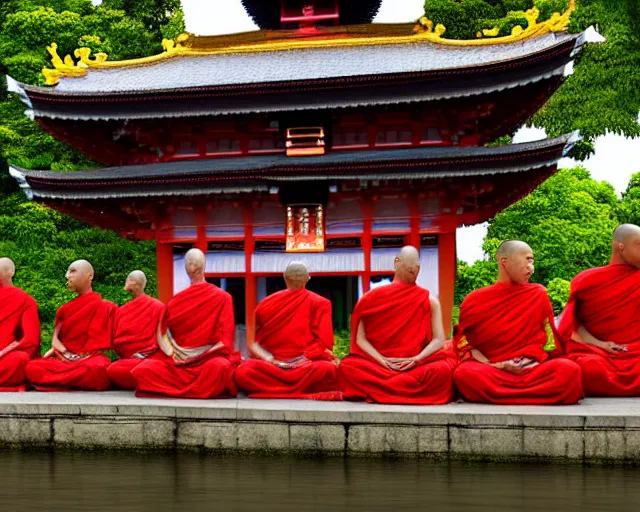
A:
21 31 583 97
18 32 584 121
11 132 579 200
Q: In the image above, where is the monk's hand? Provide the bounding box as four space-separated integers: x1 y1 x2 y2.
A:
272 360 292 370
493 361 523 375
386 357 416 371
51 336 67 356
600 341 628 355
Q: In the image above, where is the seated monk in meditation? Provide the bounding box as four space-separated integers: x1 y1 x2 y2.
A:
0 258 40 391
339 246 455 405
132 248 239 399
107 270 166 390
453 241 583 405
234 261 341 400
558 224 640 396
26 260 115 391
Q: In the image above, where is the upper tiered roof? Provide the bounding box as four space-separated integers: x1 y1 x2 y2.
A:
11 6 583 122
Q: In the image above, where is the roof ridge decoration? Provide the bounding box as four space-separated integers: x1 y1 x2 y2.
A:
41 2 575 86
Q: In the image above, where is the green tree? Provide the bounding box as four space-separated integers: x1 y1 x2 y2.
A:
484 167 618 284
0 0 184 348
102 0 183 40
617 172 640 225
423 1 640 158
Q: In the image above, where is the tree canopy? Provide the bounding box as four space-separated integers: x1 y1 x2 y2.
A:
456 167 634 314
423 0 640 158
0 0 183 350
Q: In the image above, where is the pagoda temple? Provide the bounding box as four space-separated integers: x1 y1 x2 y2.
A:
9 0 583 340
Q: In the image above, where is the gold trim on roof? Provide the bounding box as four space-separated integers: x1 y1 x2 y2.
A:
41 2 575 85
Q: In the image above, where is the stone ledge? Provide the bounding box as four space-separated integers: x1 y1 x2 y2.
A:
0 393 639 461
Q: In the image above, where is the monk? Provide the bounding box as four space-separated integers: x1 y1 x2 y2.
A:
131 248 239 399
339 246 455 405
558 224 640 396
107 271 166 390
235 261 341 400
453 241 583 405
25 260 115 391
0 258 40 391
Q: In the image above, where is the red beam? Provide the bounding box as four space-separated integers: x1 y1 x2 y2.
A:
243 204 257 348
156 242 174 304
438 232 456 338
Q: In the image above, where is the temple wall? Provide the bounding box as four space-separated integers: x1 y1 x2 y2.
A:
1 393 639 462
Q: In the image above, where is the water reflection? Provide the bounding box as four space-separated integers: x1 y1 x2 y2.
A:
1 451 638 511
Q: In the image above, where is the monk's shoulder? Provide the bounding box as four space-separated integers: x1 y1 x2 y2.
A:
307 290 331 307
461 284 493 305
13 287 37 307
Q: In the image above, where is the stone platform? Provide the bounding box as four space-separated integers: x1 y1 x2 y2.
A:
1 392 639 462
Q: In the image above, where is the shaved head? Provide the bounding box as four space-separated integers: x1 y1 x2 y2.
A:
127 270 147 289
496 240 533 260
0 258 15 277
0 257 15 285
124 270 147 297
69 259 94 277
496 240 534 285
66 259 94 294
613 224 640 243
284 261 310 290
611 224 640 269
394 245 420 285
185 248 206 284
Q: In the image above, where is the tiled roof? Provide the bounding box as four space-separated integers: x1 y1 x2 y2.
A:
11 132 579 200
23 32 581 97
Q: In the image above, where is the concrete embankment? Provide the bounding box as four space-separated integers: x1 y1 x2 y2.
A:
0 392 639 462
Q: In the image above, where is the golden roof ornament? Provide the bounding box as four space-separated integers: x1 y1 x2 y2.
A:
40 0 575 86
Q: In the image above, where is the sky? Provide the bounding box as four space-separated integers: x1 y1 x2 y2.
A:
177 0 640 263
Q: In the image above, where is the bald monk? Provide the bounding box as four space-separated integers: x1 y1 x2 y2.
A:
558 224 640 396
0 258 40 391
339 246 455 405
25 260 115 391
132 248 239 399
235 261 341 400
107 271 166 390
453 241 583 405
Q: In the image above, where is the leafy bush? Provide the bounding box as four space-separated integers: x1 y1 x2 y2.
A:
333 330 351 359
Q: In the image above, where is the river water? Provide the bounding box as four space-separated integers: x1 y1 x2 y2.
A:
2 451 639 511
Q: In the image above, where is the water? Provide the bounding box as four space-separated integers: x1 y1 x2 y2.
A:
2 451 640 511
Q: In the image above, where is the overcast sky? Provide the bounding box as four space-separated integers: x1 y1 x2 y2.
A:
178 0 640 262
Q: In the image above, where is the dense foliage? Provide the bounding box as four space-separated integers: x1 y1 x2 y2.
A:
423 0 640 159
0 1 183 349
456 168 640 314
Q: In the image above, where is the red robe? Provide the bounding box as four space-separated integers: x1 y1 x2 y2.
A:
339 281 455 405
235 288 340 400
107 294 166 390
558 264 640 396
25 292 115 391
453 282 583 405
0 285 40 391
131 282 239 399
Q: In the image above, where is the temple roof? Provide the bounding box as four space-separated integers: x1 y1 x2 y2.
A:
17 30 584 121
27 31 580 96
11 133 579 200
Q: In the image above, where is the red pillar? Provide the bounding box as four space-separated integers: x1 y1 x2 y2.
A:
409 196 421 250
156 242 174 304
195 206 207 252
362 198 373 294
243 204 257 347
438 231 456 338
